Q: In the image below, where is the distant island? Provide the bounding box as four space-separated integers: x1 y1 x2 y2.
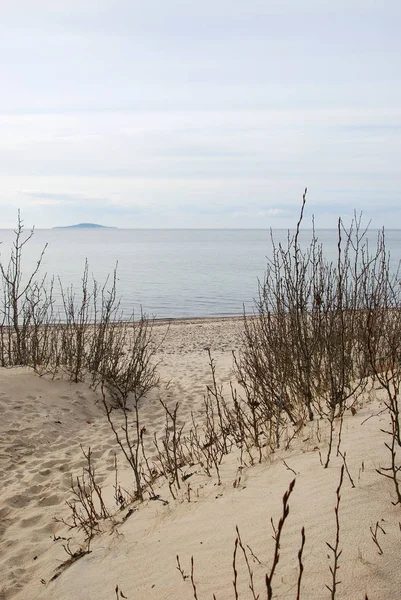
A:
52 223 117 230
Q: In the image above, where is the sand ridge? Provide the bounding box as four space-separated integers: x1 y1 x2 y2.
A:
0 318 242 599
0 317 400 599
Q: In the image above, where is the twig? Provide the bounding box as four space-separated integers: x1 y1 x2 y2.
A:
246 544 262 565
190 556 198 600
326 466 344 599
338 450 355 488
360 407 388 426
265 478 296 600
296 527 306 600
283 460 297 476
236 526 259 600
115 585 128 599
233 537 239 600
376 416 401 505
176 554 188 581
369 520 386 555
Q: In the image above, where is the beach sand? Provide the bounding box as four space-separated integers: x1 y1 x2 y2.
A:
1 317 400 599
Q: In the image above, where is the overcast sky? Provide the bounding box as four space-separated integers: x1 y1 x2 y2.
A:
1 0 400 228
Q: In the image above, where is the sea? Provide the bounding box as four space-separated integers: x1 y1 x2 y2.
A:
0 228 400 320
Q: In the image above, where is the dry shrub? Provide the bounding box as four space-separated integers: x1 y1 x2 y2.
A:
237 191 401 469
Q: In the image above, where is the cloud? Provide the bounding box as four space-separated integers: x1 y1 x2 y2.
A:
0 3 400 227
18 190 113 207
257 209 288 217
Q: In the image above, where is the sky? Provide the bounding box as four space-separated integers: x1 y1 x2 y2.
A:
0 0 400 229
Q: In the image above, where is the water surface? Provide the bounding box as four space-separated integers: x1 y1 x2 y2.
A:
0 228 399 319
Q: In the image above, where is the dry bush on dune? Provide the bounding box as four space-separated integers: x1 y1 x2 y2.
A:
54 446 110 547
0 214 160 408
236 190 401 470
0 211 49 366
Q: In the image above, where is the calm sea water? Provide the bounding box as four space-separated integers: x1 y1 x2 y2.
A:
0 228 400 320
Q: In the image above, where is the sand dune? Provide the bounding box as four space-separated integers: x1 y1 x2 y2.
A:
1 318 400 600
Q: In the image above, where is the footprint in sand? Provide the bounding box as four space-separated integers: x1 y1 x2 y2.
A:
32 469 51 481
57 463 70 473
25 484 44 496
4 494 32 508
7 429 21 436
2 539 19 554
50 442 69 452
37 494 63 507
37 521 57 535
59 474 73 490
89 449 104 459
19 514 43 528
40 460 58 469
0 520 11 537
0 507 11 519
105 462 116 473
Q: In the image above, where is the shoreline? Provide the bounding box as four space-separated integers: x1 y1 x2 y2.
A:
151 313 246 326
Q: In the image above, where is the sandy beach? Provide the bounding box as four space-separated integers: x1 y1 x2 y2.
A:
1 316 400 600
